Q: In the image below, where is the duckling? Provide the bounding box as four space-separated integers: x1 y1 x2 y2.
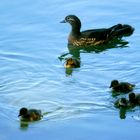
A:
64 57 80 68
110 80 135 93
129 92 140 105
18 107 43 122
114 98 129 108
114 97 135 119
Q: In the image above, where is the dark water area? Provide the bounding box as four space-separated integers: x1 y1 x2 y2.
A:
0 0 140 140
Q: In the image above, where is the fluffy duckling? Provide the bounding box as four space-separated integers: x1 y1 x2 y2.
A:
64 57 80 68
18 107 43 122
110 80 135 93
114 98 129 108
129 92 140 105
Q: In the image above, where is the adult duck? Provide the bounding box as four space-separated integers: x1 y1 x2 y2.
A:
61 15 134 46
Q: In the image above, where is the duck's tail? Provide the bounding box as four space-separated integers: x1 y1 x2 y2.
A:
109 24 134 38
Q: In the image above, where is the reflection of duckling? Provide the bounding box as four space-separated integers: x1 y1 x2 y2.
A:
18 107 43 122
64 57 80 68
119 108 127 119
114 98 130 119
110 80 135 93
129 92 140 105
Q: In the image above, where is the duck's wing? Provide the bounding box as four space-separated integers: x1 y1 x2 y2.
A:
81 28 111 40
121 82 135 87
81 24 134 40
110 24 134 37
29 109 42 116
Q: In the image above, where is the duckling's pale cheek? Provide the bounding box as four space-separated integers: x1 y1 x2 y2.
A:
30 118 33 121
128 85 133 89
65 65 72 68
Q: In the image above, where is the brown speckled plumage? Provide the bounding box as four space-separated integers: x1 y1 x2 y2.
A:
64 57 80 68
18 107 42 122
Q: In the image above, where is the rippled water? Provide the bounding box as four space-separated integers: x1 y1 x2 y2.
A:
0 0 140 139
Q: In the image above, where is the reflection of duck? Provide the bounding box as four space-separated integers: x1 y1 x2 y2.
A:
64 57 80 68
129 92 140 105
61 15 134 46
59 38 129 63
110 80 135 93
18 107 43 122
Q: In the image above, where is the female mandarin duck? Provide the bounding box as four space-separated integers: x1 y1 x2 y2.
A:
61 15 134 46
18 107 43 122
110 80 135 93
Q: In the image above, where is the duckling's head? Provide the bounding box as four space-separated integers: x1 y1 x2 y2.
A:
18 107 28 117
110 80 119 88
60 15 81 31
129 92 136 102
66 58 74 64
64 58 80 68
118 98 128 107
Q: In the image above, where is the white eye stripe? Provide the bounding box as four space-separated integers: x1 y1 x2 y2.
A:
68 18 75 22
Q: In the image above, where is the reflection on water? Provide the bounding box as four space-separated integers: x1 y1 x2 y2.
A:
60 38 129 59
59 38 129 76
0 0 140 139
20 121 29 130
69 38 128 54
119 108 127 119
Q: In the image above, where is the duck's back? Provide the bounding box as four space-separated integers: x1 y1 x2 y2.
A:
28 109 42 121
114 82 134 93
81 28 111 40
29 109 41 115
135 94 140 105
81 24 134 41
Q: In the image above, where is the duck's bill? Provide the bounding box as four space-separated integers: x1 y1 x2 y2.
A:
60 20 66 23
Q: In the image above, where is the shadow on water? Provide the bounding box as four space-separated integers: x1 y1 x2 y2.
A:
59 38 129 76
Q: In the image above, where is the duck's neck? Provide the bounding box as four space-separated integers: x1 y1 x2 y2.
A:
70 23 81 36
68 23 81 43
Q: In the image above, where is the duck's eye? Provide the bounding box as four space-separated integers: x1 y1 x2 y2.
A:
67 17 70 20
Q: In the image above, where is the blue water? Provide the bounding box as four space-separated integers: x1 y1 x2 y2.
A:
0 0 140 140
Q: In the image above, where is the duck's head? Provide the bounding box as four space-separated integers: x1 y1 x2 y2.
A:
110 80 119 88
18 107 28 117
60 15 81 31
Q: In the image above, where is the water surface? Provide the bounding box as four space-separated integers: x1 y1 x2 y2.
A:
0 0 140 140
